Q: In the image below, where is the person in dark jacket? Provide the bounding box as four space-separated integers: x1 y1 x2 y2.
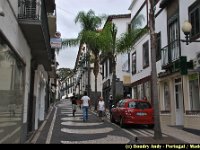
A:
108 95 113 113
71 93 77 117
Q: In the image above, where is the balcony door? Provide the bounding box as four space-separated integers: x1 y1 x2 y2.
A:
168 15 180 62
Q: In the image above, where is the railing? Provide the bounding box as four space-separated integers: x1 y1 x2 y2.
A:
18 0 40 20
161 40 180 67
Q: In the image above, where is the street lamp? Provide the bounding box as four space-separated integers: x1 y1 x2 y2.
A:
181 20 200 45
181 21 192 45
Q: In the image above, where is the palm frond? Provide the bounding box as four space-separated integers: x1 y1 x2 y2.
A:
62 38 80 48
116 28 148 54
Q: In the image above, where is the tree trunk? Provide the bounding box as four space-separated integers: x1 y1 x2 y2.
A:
112 56 116 103
93 53 99 110
87 47 91 97
149 0 162 139
111 23 117 103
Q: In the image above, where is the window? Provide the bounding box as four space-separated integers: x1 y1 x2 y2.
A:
135 102 151 109
0 36 25 143
189 74 200 111
163 82 170 111
133 86 137 99
144 81 151 103
168 15 179 62
132 52 136 74
156 32 161 61
117 100 125 108
137 84 144 99
129 102 136 108
189 1 200 38
143 41 149 68
122 53 130 72
130 2 147 30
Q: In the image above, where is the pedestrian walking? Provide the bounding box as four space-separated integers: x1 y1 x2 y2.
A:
81 91 90 122
108 95 113 113
98 96 105 122
71 93 77 117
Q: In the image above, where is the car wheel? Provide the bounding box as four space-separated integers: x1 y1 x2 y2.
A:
110 114 115 123
120 117 124 128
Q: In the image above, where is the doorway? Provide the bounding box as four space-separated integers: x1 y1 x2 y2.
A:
174 78 184 126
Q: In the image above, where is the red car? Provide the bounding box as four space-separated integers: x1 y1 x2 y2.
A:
110 99 154 128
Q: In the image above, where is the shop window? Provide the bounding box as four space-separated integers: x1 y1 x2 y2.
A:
163 82 170 111
133 86 137 99
144 81 151 103
189 74 200 111
0 36 25 143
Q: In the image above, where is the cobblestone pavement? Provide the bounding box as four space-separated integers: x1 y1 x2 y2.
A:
27 99 198 144
28 99 136 144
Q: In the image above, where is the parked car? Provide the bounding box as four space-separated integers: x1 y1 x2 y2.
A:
110 99 154 128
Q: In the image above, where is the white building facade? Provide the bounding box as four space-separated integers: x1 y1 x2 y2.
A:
156 0 200 130
128 0 200 131
0 0 56 143
101 14 131 106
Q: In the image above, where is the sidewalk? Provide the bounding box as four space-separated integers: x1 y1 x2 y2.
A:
97 107 200 144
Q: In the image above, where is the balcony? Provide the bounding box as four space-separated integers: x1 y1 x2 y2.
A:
161 40 181 69
18 0 52 71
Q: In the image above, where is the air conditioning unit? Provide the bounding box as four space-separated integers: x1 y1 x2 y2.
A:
193 52 200 69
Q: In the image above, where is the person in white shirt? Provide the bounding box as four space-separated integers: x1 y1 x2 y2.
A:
81 91 90 122
98 96 105 122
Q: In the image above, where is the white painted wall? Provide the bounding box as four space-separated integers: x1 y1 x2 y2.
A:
155 3 168 74
102 16 131 83
113 17 130 81
130 34 151 82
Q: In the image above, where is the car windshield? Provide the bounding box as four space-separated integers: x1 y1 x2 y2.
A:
129 101 151 109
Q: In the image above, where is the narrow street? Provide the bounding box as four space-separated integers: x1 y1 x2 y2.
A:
28 99 184 144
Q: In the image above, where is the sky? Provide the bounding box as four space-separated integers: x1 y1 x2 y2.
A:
55 0 132 69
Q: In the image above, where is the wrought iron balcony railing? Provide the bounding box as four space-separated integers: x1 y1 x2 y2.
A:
18 0 50 42
18 0 52 70
161 39 181 68
18 0 40 20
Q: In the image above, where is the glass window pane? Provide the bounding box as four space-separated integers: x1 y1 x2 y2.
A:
189 74 200 110
0 39 24 143
164 82 170 111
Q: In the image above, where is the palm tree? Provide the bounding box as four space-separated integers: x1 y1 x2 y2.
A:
62 10 103 109
100 20 147 102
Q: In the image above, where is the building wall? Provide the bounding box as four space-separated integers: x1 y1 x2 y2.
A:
0 0 31 143
129 0 146 20
155 0 200 130
130 34 151 82
113 17 131 81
